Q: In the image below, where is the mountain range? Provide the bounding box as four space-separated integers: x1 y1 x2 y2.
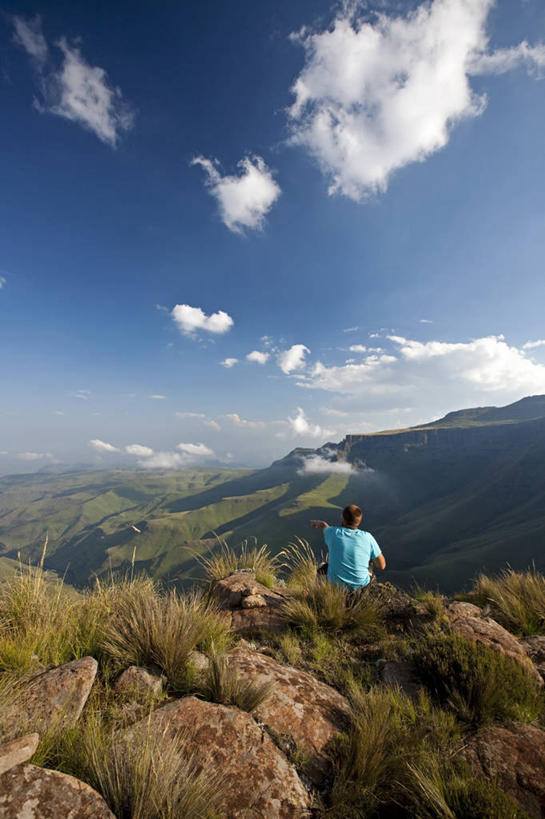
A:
1 394 545 593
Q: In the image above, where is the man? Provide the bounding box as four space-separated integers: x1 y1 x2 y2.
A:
310 504 386 590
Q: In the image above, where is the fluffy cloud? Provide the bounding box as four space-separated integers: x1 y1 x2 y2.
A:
136 442 215 469
125 444 154 457
349 345 367 353
288 0 545 199
171 304 234 337
175 411 206 419
176 442 214 457
523 340 545 350
18 451 54 461
89 439 119 453
278 344 310 374
297 454 355 475
221 357 239 368
246 350 269 364
224 413 265 430
192 155 281 234
71 389 91 400
288 407 333 439
13 16 134 147
0 277 6 289
297 336 545 422
148 394 167 400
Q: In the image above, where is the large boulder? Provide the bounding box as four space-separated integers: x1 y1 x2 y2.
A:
520 636 545 682
114 665 164 697
211 572 290 636
0 734 39 775
124 696 311 818
445 608 542 684
227 647 350 783
0 763 114 818
463 722 545 818
14 657 98 735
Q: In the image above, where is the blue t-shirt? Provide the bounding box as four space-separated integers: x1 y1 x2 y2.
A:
323 526 382 589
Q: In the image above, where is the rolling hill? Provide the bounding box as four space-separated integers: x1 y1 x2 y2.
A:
1 395 545 592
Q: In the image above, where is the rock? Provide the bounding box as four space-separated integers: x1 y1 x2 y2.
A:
448 614 542 684
114 665 164 697
0 734 39 775
520 636 545 682
124 696 310 817
227 647 350 783
189 649 210 677
16 657 98 735
211 572 290 636
379 660 421 699
0 763 114 818
241 594 267 609
463 722 545 818
367 582 429 631
444 601 482 619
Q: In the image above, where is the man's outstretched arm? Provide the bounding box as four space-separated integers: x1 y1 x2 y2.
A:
310 520 329 529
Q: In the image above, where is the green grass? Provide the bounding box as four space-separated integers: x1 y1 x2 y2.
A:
196 538 281 588
414 633 543 726
201 650 275 712
468 567 545 635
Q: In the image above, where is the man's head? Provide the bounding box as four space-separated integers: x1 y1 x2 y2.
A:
341 504 362 529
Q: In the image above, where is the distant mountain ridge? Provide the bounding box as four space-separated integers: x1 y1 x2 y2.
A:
2 395 545 593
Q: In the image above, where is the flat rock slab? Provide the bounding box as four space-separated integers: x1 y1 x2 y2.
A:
228 647 350 783
0 763 114 818
125 696 310 818
448 615 542 684
0 733 39 775
16 657 98 734
463 722 545 818
212 573 291 635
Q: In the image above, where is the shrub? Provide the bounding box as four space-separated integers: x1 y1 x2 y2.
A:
328 685 459 817
101 579 230 692
414 586 445 619
414 634 543 726
197 538 280 588
469 568 545 636
202 651 275 712
281 576 384 641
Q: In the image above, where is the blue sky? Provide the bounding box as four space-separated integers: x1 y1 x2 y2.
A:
1 0 545 473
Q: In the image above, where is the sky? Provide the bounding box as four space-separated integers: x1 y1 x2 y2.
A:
1 0 545 474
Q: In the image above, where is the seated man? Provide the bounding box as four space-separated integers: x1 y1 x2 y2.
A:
310 504 386 590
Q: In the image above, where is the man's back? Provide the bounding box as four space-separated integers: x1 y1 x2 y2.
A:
323 526 382 589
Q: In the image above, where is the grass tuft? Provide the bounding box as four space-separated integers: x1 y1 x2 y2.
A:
279 538 319 590
202 650 275 712
414 633 543 726
197 538 280 588
469 567 545 636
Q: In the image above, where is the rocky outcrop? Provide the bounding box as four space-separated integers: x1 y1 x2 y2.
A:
520 635 545 682
114 665 164 697
367 582 429 631
445 608 542 683
227 647 350 783
463 722 545 818
0 734 39 775
125 695 311 817
211 573 290 636
0 764 114 818
15 657 98 735
378 659 421 699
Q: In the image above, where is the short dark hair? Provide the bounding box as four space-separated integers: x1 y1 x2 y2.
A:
342 504 362 528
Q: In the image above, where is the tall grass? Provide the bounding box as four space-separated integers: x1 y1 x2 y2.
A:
470 567 545 636
414 633 543 726
281 576 384 640
202 650 275 712
197 538 280 588
101 580 230 692
280 538 319 590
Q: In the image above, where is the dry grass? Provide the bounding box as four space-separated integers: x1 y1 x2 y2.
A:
101 579 230 692
197 538 280 588
202 650 275 712
469 567 545 636
279 538 320 590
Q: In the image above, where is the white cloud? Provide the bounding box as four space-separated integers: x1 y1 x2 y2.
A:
297 454 355 475
205 419 221 431
71 389 91 400
18 451 53 461
343 326 359 333
12 15 48 64
125 444 154 457
224 413 265 430
0 277 6 290
288 0 545 200
148 394 167 400
89 438 119 453
176 442 214 457
420 319 433 324
175 411 206 419
246 350 270 364
278 344 310 374
349 345 367 353
14 17 134 147
523 340 545 350
192 155 281 234
288 407 333 439
221 357 239 368
296 336 545 420
171 304 234 337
